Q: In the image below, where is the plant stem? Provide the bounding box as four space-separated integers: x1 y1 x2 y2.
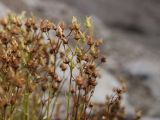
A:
47 90 51 120
66 66 73 120
74 88 81 120
24 92 29 120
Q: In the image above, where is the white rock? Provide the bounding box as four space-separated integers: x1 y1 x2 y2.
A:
124 58 160 99
92 68 119 103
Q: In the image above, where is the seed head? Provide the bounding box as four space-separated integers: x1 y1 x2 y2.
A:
25 18 35 28
76 75 83 86
40 19 53 32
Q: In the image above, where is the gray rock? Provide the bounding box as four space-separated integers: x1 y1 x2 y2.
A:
123 58 160 116
141 117 160 120
0 2 9 17
124 59 160 99
92 68 120 103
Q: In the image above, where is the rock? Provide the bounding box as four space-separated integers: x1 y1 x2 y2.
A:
92 68 120 103
58 0 160 53
141 117 160 120
123 58 160 116
0 2 9 17
22 0 83 23
124 58 160 99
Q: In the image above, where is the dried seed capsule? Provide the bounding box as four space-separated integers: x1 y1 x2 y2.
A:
11 39 19 51
101 57 106 63
10 96 16 105
40 19 53 32
54 75 62 83
52 82 59 91
89 102 93 108
116 88 122 94
95 39 103 47
71 88 75 94
25 18 35 28
14 78 25 88
74 33 80 40
60 63 67 71
1 17 8 26
41 83 48 91
63 58 69 64
76 75 83 86
48 67 55 74
28 84 35 93
73 23 80 30
87 36 94 45
89 79 97 86
11 27 20 35
16 19 22 27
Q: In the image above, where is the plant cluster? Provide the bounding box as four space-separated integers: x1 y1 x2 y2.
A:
94 85 142 120
0 13 141 120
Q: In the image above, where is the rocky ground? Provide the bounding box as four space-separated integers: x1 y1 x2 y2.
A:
0 0 160 119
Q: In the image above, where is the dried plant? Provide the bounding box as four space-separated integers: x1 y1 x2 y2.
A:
0 13 141 120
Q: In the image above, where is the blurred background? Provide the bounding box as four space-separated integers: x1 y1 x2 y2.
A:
0 0 160 119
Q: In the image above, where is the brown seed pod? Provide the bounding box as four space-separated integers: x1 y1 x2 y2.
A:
95 39 103 47
1 32 10 44
52 82 59 91
60 52 65 58
1 17 8 26
11 27 20 35
1 99 9 108
71 88 75 94
25 18 35 28
48 67 55 74
10 96 17 105
13 78 25 88
101 57 107 63
63 58 70 64
74 33 81 40
89 102 93 108
27 60 38 69
87 36 94 46
54 75 62 83
76 75 83 86
69 23 80 31
28 84 35 93
89 79 97 86
73 23 80 30
16 19 22 27
41 83 48 91
60 63 67 71
40 19 53 32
